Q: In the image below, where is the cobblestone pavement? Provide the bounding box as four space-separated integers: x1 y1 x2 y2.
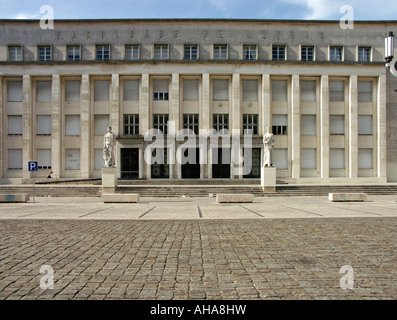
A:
0 216 396 300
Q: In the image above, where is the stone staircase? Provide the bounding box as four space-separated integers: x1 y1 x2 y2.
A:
0 181 396 198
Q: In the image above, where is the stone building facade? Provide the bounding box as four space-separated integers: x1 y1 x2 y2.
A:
0 19 396 183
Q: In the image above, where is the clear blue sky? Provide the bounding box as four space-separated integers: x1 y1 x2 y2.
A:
0 0 396 20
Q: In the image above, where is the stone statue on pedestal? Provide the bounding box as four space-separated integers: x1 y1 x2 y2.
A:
263 126 274 167
103 126 115 167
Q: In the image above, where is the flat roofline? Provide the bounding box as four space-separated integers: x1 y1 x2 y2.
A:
1 18 397 24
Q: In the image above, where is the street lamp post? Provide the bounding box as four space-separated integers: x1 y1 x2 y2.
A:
385 31 397 77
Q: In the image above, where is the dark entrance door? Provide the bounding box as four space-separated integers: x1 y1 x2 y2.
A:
182 148 200 179
121 148 139 179
151 148 169 179
212 148 230 178
243 148 261 178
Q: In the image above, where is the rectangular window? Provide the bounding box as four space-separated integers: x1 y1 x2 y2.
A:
272 45 285 61
94 80 110 101
329 81 345 102
213 114 229 132
67 45 80 61
65 149 80 170
272 149 288 170
213 79 229 101
124 114 139 135
184 45 198 60
330 115 345 135
358 81 373 102
301 115 316 135
301 80 316 101
94 115 109 136
358 47 371 62
36 81 52 102
183 114 199 134
125 45 139 60
272 115 288 135
272 80 288 101
37 115 51 135
8 81 22 102
38 46 51 61
65 115 80 136
242 80 258 101
330 46 343 62
153 79 169 101
8 116 22 136
301 46 314 61
243 114 258 135
330 149 345 169
358 115 373 135
214 45 227 60
301 148 317 170
37 149 52 170
183 79 199 101
154 45 168 60
358 149 373 169
96 45 110 61
94 149 105 170
8 149 22 170
243 45 256 61
65 80 81 102
9 46 22 61
123 80 139 101
153 114 169 134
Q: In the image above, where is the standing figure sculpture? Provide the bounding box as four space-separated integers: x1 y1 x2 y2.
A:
103 126 115 167
263 126 274 167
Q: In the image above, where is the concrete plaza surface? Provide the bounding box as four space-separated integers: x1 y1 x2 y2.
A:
0 195 396 300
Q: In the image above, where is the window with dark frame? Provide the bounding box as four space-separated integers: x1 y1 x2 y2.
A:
154 45 168 60
183 114 199 134
184 45 198 60
124 114 139 135
272 45 285 61
243 114 258 135
96 45 110 61
358 47 371 62
38 46 51 61
214 45 227 60
126 45 139 60
243 45 256 60
67 45 81 61
213 114 229 132
9 46 22 61
301 46 314 61
153 114 169 134
330 46 343 62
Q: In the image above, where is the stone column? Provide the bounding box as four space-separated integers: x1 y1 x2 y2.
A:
110 74 120 136
231 74 241 178
80 74 90 179
262 74 271 136
291 74 300 179
140 74 150 135
0 76 3 178
140 74 150 179
377 74 387 179
51 75 61 179
169 73 180 179
320 75 329 178
22 75 32 180
348 75 358 178
202 74 210 179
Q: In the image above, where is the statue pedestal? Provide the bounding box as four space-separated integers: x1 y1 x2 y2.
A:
102 167 117 194
261 166 276 192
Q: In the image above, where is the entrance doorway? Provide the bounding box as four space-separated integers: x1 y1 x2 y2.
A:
182 148 200 179
121 148 139 179
243 148 261 178
212 148 231 178
151 148 169 179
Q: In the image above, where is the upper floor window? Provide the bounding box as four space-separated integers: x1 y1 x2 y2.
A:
184 45 198 60
243 114 258 135
243 45 256 61
153 114 169 134
154 45 169 60
38 46 52 62
153 79 169 101
126 45 139 60
272 45 286 61
330 46 343 62
96 45 110 61
358 47 371 62
301 46 314 61
213 114 229 132
9 46 22 61
214 45 227 60
183 114 199 135
67 45 81 61
124 114 139 135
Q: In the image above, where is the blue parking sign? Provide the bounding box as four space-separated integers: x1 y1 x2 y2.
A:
28 161 38 172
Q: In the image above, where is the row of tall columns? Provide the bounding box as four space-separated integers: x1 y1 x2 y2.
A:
0 72 387 181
